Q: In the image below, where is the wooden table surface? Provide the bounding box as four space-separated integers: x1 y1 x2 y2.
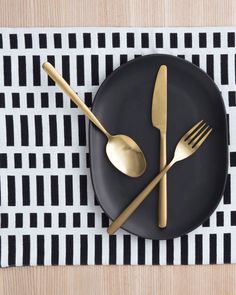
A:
0 0 236 294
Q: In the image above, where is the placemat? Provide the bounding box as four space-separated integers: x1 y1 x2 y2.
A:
0 27 235 267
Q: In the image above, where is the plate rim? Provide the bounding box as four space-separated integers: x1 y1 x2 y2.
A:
89 53 229 240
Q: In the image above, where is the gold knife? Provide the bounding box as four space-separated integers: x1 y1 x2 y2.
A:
152 65 168 228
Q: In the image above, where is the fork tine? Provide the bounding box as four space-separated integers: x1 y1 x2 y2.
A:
187 122 206 143
192 128 213 149
182 120 204 141
189 125 209 146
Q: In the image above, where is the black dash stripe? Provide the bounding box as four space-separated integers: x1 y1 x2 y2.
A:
59 213 66 227
51 176 59 206
44 213 51 227
66 235 73 265
43 154 50 168
112 33 120 47
224 233 231 263
6 115 14 146
87 213 95 227
184 33 192 48
54 33 62 48
39 33 47 48
80 235 88 265
127 33 134 48
10 34 17 49
223 174 231 204
35 115 43 146
170 33 177 48
68 33 76 48
228 32 235 47
0 153 7 168
213 32 221 47
152 240 160 265
105 55 113 77
221 54 228 85
181 235 188 264
120 55 128 65
141 33 149 48
30 213 37 227
51 235 59 265
23 235 30 266
47 56 55 85
101 213 109 228
18 56 26 86
77 55 84 86
72 153 80 168
33 56 41 86
83 33 91 48
217 211 224 226
123 235 131 265
49 115 57 146
138 237 145 265
78 115 86 146
20 115 29 146
65 175 73 205
199 32 207 48
109 235 116 264
36 176 44 206
206 55 214 80
8 176 15 206
24 34 32 48
166 239 174 265
15 213 23 228
210 234 217 264
156 33 163 48
62 55 70 84
8 236 16 266
95 235 102 265
98 33 105 48
64 115 72 146
14 155 22 170
195 235 203 264
1 213 8 228
22 176 30 206
73 213 80 227
29 153 36 168
80 175 87 205
37 235 44 265
91 55 99 85
192 55 199 67
3 56 12 86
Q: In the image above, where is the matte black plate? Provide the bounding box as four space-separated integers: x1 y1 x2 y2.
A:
89 54 228 240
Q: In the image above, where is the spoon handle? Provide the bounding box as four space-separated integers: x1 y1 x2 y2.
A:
42 62 110 138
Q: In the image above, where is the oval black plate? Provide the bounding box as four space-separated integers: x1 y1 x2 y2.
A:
89 54 228 240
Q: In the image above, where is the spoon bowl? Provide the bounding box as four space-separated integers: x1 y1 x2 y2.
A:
42 62 147 177
106 134 146 177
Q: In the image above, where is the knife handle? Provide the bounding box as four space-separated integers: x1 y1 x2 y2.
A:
159 132 167 228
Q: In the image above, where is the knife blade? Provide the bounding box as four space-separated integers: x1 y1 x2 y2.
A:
152 65 168 228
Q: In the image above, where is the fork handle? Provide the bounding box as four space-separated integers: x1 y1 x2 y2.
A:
107 160 175 235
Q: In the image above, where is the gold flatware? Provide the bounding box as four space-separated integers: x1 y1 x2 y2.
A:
152 65 168 228
42 62 146 177
107 120 212 234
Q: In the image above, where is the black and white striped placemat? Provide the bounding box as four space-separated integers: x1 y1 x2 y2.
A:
0 27 235 267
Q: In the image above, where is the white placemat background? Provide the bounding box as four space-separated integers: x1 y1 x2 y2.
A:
0 27 235 267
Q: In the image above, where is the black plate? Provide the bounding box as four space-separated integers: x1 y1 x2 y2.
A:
89 54 228 240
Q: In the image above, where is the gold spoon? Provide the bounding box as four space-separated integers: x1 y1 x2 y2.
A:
42 62 146 177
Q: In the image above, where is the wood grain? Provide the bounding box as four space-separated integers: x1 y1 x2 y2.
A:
0 0 236 27
0 0 236 294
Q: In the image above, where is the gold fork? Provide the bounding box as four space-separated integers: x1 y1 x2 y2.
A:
107 120 212 235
